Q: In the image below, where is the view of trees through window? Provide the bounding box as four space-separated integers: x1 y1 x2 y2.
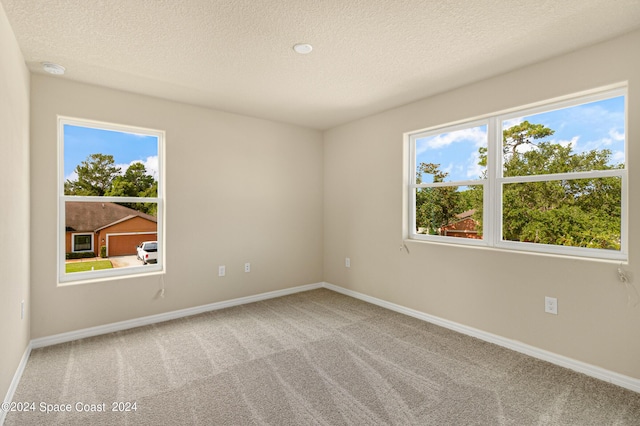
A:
413 93 625 253
64 152 158 215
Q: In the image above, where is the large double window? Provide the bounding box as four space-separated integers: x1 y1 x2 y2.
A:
58 117 165 283
408 87 627 260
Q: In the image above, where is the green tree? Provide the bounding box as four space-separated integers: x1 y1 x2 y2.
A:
65 154 158 216
415 163 461 234
502 120 555 158
64 153 120 196
424 121 622 248
106 162 157 216
106 162 156 197
473 121 621 249
500 142 621 249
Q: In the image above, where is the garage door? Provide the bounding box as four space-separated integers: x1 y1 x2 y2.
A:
108 233 157 256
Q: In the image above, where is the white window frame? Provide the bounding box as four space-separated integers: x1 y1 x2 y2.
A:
406 85 628 261
58 116 165 284
71 233 94 253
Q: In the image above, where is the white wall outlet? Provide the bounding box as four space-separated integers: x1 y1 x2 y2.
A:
218 265 226 277
244 263 250 273
345 257 351 268
21 300 24 320
545 296 558 315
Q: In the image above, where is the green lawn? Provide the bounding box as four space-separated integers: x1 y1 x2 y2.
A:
65 260 113 273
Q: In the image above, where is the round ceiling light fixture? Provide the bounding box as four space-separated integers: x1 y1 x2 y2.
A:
42 62 66 75
293 43 313 54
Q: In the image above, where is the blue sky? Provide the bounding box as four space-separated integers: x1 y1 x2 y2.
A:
64 125 158 182
416 95 625 182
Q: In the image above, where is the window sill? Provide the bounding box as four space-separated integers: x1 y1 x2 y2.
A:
58 267 165 287
403 238 627 265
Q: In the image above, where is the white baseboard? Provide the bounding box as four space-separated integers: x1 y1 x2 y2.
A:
31 282 323 349
1 344 31 426
322 282 640 394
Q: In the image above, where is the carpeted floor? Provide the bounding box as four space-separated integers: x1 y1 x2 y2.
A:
5 288 640 425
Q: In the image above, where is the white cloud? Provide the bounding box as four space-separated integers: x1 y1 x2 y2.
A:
609 128 625 141
66 156 159 183
570 104 624 127
116 156 159 181
555 136 579 149
416 127 487 155
513 142 537 154
466 150 484 179
509 135 577 156
580 137 617 152
612 150 625 164
142 156 159 180
502 117 523 129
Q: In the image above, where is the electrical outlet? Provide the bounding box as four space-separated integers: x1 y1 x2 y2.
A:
345 257 351 268
545 296 558 315
218 265 226 277
244 263 250 273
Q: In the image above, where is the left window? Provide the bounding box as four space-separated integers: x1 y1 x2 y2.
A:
59 117 164 283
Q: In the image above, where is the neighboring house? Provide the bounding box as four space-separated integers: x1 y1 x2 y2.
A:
441 209 481 239
65 202 157 257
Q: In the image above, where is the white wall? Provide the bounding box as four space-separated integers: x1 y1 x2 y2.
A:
0 2 30 403
324 30 640 379
30 75 324 338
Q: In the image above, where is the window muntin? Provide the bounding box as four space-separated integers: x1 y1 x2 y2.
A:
59 117 164 283
408 87 627 260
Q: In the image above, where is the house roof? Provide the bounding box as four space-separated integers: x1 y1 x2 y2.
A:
65 202 157 232
455 209 476 220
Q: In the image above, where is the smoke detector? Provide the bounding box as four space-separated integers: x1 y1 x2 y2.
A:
42 62 65 75
293 43 313 54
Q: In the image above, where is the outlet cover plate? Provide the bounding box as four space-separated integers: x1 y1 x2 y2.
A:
545 296 558 315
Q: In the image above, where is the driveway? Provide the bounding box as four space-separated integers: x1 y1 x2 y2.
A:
109 255 140 268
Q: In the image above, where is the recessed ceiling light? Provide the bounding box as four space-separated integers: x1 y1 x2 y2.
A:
293 43 313 54
42 62 65 75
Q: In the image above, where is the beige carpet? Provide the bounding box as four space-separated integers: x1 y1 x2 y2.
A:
5 289 640 425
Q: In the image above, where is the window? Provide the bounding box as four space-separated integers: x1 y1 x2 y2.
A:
411 122 488 243
72 234 93 252
408 86 627 260
59 117 164 283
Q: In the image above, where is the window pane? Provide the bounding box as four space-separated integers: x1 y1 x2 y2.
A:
65 201 158 274
73 235 92 251
415 125 488 183
502 96 625 177
63 124 159 197
502 177 621 250
416 185 483 238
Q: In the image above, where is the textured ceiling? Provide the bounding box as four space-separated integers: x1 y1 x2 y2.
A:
2 0 640 129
